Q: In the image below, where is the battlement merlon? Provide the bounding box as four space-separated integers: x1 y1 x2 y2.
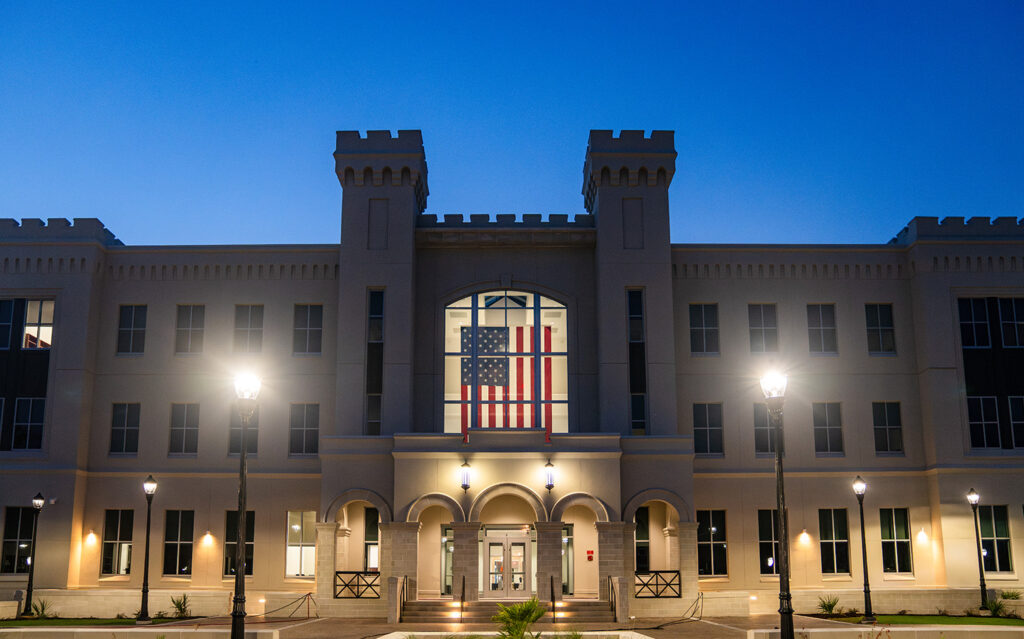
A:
581 130 677 213
334 130 429 213
890 216 1024 245
0 218 123 246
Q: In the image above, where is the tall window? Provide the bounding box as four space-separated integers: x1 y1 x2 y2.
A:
102 509 134 575
109 403 140 455
117 305 147 354
998 298 1024 348
229 405 258 455
754 403 782 455
818 509 850 574
812 402 843 455
443 291 568 435
693 403 723 455
958 298 990 348
873 402 903 454
880 507 912 573
807 304 838 353
748 303 778 352
0 300 13 349
169 403 199 455
3 398 45 451
234 305 263 353
22 300 54 349
163 510 194 576
286 511 316 577
1 507 35 573
365 290 384 435
865 303 896 354
979 505 1013 572
634 506 650 572
175 305 205 354
289 404 319 456
364 507 379 571
224 510 255 576
967 396 1001 449
758 509 780 575
628 290 648 435
293 304 323 354
689 304 719 354
1010 397 1024 449
697 510 727 577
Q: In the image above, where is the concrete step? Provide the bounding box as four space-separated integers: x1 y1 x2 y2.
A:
401 599 614 623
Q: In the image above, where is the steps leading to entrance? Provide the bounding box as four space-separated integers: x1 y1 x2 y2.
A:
401 599 615 624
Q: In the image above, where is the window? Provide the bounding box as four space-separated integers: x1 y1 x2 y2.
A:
229 405 258 455
234 305 264 353
289 404 319 456
880 508 912 573
169 403 199 455
818 509 850 574
748 304 778 352
224 510 255 576
1 507 35 573
634 506 650 573
293 304 323 354
1010 397 1024 449
967 396 1001 449
628 290 648 435
812 402 844 455
754 403 782 455
22 300 54 349
366 291 384 435
872 402 903 454
561 524 574 595
807 304 838 353
958 298 990 348
117 305 147 354
102 509 134 575
865 304 896 354
364 507 379 571
758 509 780 575
693 403 723 455
697 510 727 577
163 510 194 576
998 298 1024 348
286 511 316 577
0 300 13 349
979 505 1013 573
2 398 45 451
174 305 204 354
109 403 140 455
442 291 568 434
689 304 719 354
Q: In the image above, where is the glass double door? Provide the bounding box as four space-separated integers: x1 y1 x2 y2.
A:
483 531 531 598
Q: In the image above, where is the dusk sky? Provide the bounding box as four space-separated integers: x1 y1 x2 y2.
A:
1 2 1021 247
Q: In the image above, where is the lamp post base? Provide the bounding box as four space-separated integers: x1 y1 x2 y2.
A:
135 619 153 625
859 615 877 624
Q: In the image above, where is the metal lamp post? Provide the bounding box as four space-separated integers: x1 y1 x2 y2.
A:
966 488 988 609
137 475 158 623
760 372 793 639
852 476 875 623
21 493 44 617
232 373 261 639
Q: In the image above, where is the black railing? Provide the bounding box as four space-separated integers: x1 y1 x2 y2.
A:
634 570 681 598
334 571 381 598
608 575 616 613
459 574 466 623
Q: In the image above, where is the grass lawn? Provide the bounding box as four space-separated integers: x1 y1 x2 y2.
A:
832 614 1024 626
0 617 180 627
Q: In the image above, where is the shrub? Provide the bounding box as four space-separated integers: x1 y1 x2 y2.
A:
30 599 55 619
492 597 546 639
985 599 1006 617
170 593 192 618
846 608 859 616
1001 590 1022 600
817 594 841 616
935 608 949 616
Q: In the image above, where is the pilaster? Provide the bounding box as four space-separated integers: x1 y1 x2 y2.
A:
451 522 481 601
596 521 633 600
677 522 698 602
379 522 420 601
534 521 563 601
663 525 679 570
314 522 340 599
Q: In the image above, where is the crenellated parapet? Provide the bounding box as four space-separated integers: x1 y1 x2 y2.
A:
417 213 594 228
891 216 1024 245
416 213 595 247
582 129 677 213
0 218 123 246
334 129 429 213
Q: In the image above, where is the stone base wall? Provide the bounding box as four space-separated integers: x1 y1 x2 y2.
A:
0 601 19 619
24 589 237 618
315 596 388 618
743 587 988 616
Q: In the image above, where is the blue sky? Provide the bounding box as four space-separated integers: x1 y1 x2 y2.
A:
1 2 1021 246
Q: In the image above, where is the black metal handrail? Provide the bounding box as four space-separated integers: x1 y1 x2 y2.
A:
634 570 681 598
399 576 407 621
459 574 466 623
334 571 381 598
608 575 616 613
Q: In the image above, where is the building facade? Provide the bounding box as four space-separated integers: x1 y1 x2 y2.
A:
0 129 1022 620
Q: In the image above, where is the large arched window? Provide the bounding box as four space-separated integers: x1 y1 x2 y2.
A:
444 291 568 437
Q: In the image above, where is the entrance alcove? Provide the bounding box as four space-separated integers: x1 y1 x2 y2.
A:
634 500 681 573
334 500 382 573
561 505 599 598
479 493 538 598
415 505 455 599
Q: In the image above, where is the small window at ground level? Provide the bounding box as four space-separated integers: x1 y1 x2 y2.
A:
286 511 316 577
697 510 727 577
364 507 379 571
102 509 134 575
224 510 255 576
979 505 1013 573
1 507 35 574
818 508 850 574
880 507 912 573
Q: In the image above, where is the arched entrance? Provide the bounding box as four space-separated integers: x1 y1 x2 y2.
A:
406 493 464 599
468 483 546 599
551 493 610 599
623 488 692 601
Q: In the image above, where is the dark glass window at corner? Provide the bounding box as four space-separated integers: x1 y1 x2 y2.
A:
696 509 727 577
748 303 778 352
229 404 259 454
753 403 783 455
3 398 45 451
1 299 51 452
1010 396 1024 449
865 303 896 354
293 304 323 354
998 298 1024 348
967 396 1001 449
689 303 719 354
872 402 903 453
812 402 844 455
109 402 140 455
627 290 647 435
757 509 780 575
234 305 264 353
289 403 319 455
634 506 650 573
693 403 723 455
366 290 384 436
175 304 205 354
22 300 54 349
117 305 147 354
1 506 36 574
979 505 1013 573
163 509 194 576
169 403 200 455
0 300 14 349
224 510 255 576
958 298 991 348
101 509 134 575
807 304 837 353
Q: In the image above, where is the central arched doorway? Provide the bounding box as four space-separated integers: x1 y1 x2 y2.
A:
470 483 547 599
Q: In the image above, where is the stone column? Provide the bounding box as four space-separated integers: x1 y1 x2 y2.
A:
534 521 563 602
379 522 420 601
314 522 340 599
677 522 698 602
663 526 679 571
596 522 633 601
451 522 481 601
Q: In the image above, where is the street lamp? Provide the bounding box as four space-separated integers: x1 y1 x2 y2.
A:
852 476 875 624
460 461 471 492
759 371 793 639
21 493 44 617
232 373 261 639
544 460 555 492
137 475 158 623
966 488 988 609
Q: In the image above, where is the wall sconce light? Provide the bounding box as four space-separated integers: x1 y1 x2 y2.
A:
916 528 929 545
85 531 97 546
798 529 811 546
544 460 555 492
202 531 214 547
460 461 471 492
